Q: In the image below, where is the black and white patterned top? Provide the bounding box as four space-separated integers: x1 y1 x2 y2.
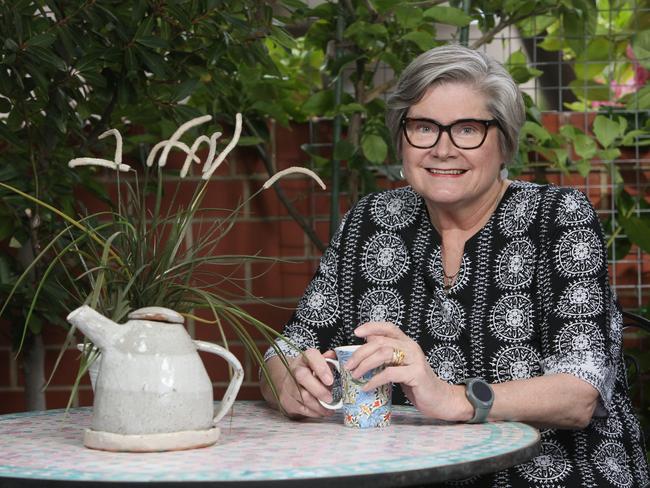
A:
266 181 649 488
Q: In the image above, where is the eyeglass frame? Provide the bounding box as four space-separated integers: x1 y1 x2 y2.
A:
400 117 501 150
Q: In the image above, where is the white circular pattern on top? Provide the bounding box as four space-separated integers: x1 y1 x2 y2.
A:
555 228 603 277
358 288 405 325
594 441 633 488
556 191 594 227
517 439 572 483
556 280 604 318
426 295 466 341
362 232 410 284
496 238 535 289
489 294 534 342
426 345 467 383
498 188 540 237
491 345 542 382
592 414 624 439
296 278 339 326
371 187 421 229
275 322 319 357
556 321 604 355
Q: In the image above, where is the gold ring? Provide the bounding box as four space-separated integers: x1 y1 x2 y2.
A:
390 348 406 367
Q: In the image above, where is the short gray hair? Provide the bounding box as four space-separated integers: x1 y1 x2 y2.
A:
386 44 525 165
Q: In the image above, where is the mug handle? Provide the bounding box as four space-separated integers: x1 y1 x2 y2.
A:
194 340 244 424
319 357 343 410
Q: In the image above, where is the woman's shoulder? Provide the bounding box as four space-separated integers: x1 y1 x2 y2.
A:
507 180 595 222
508 179 586 199
356 185 425 231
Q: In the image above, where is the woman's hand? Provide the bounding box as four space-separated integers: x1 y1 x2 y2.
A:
263 349 337 419
346 322 468 420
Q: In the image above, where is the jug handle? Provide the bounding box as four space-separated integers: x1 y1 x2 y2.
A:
194 340 244 425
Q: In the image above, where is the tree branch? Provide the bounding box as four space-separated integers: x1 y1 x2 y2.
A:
471 9 554 49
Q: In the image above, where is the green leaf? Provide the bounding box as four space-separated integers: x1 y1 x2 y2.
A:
593 115 620 148
423 6 471 27
374 0 402 13
171 78 200 102
302 90 335 115
572 134 598 159
401 31 437 51
574 38 612 80
506 50 544 84
569 79 610 102
26 32 57 48
135 36 169 50
0 121 22 147
561 0 597 56
25 45 66 71
135 46 167 78
270 25 296 50
521 121 551 142
333 140 355 160
574 158 592 177
517 15 556 37
337 103 366 115
361 134 388 164
622 129 650 146
632 29 650 70
619 215 650 254
394 5 423 29
597 148 621 161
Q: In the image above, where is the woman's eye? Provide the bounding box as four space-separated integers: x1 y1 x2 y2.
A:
415 124 434 133
458 125 477 135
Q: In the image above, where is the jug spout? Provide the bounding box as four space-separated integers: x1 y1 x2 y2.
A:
67 305 121 349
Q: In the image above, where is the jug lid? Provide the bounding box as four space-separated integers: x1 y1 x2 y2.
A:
127 307 184 324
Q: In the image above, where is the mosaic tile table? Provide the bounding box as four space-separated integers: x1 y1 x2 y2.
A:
0 400 540 488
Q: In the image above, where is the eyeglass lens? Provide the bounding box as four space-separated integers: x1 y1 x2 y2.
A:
404 119 488 149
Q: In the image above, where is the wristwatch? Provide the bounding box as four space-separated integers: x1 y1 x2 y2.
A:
462 378 494 423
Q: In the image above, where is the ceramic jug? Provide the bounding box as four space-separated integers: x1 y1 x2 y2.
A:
67 305 243 452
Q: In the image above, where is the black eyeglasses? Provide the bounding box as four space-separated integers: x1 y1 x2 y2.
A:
401 117 500 150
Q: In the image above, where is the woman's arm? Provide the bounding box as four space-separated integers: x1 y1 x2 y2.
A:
351 322 600 429
444 373 599 428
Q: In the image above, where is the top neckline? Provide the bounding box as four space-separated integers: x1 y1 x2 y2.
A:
422 182 516 249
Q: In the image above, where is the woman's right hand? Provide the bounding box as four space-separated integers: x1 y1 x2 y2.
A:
263 348 337 419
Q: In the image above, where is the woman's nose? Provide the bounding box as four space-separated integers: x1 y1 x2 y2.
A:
431 130 454 158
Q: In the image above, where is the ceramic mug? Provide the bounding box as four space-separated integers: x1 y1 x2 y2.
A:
319 345 392 428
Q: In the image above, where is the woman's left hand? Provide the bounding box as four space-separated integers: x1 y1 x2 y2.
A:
346 322 460 419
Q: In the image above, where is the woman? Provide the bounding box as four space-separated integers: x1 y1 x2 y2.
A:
261 44 649 487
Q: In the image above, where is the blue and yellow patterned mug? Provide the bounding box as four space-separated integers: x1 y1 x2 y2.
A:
319 345 392 428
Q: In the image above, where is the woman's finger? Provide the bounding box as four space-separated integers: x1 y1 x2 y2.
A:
361 365 414 392
303 348 334 386
347 341 399 378
287 386 335 418
354 321 406 340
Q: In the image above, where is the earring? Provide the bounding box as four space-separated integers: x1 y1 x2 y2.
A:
399 167 405 180
499 165 508 181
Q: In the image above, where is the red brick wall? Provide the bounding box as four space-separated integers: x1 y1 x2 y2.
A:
1 114 648 413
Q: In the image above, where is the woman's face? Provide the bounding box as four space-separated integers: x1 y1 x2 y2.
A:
401 83 504 210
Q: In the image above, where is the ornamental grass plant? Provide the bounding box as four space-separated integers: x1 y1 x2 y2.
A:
0 113 325 407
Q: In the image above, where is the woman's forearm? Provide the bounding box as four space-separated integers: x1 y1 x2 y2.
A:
444 373 600 429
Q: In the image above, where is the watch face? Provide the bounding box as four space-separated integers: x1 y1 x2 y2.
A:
472 381 492 402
